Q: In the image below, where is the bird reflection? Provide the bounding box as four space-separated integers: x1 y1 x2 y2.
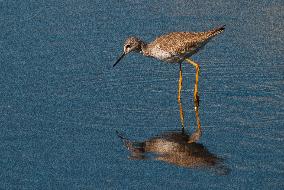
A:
117 101 230 175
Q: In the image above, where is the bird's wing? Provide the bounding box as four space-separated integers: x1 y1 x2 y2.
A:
147 25 225 58
151 32 209 55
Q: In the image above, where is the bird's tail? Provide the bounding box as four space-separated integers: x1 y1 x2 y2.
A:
207 25 225 38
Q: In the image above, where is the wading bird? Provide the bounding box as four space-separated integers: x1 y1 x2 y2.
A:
114 25 225 109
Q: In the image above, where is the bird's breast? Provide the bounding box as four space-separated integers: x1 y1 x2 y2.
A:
146 46 181 63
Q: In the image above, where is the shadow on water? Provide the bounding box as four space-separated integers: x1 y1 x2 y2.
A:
117 100 231 175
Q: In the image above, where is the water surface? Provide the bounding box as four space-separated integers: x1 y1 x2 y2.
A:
0 0 283 189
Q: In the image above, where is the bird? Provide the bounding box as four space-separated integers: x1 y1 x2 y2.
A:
113 25 225 109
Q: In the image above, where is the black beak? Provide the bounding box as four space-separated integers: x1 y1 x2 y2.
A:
113 52 125 67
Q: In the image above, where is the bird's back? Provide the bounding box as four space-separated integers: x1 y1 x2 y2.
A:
147 26 225 58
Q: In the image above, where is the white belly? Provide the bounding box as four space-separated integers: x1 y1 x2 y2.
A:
150 46 172 60
147 46 183 63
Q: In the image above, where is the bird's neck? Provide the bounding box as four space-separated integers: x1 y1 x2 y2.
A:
140 41 150 56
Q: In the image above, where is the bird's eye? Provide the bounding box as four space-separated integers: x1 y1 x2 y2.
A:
125 45 131 49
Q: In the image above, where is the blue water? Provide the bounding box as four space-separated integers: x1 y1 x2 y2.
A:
0 0 283 189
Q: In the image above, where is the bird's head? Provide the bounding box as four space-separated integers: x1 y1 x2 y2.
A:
113 37 143 67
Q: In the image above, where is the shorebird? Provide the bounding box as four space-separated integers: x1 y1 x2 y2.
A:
113 25 225 109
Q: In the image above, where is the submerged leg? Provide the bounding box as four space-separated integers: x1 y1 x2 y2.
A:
195 107 201 130
188 106 202 143
177 63 184 128
185 58 200 110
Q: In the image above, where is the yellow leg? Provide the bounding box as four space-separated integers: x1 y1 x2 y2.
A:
178 101 185 128
177 63 182 102
177 63 184 128
185 58 200 110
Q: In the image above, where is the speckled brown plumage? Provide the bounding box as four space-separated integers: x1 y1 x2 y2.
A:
142 25 225 62
153 27 222 52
